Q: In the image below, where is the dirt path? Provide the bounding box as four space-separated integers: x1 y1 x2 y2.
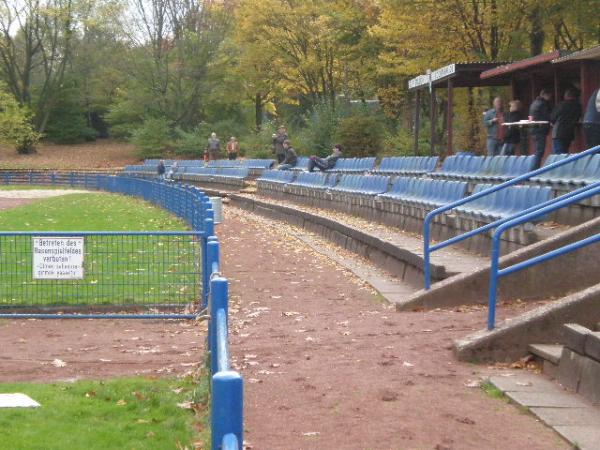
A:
221 207 568 450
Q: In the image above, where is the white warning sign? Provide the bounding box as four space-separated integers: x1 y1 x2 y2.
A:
32 237 85 280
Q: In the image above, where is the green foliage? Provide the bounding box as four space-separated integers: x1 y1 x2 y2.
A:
131 117 173 158
0 85 41 154
174 127 206 157
293 101 349 156
0 376 204 450
44 80 97 144
239 121 277 159
336 114 384 157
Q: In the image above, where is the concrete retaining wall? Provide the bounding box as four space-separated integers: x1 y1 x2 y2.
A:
398 215 600 311
229 194 447 287
454 282 600 362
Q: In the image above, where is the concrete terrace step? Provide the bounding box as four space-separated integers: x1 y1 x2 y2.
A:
229 193 487 289
490 372 600 450
529 344 563 365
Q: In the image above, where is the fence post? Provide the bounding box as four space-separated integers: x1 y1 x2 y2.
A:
211 371 243 450
209 274 227 375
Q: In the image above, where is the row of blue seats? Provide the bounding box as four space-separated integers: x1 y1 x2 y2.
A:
290 157 377 173
175 167 249 179
258 171 553 220
432 155 535 181
373 156 439 175
455 184 552 221
531 154 600 186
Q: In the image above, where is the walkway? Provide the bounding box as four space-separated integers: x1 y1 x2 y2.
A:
220 206 568 449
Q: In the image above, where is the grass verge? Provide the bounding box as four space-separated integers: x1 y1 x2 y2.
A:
0 374 209 450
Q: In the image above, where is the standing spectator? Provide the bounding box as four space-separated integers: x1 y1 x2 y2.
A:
583 88 600 148
483 97 505 156
308 144 343 172
227 136 240 160
207 132 221 160
278 140 298 170
157 160 166 179
551 88 582 154
529 89 553 168
273 126 288 164
501 100 523 156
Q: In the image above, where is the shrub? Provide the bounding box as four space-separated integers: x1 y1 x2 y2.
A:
131 117 172 157
336 115 383 157
0 85 41 154
173 127 206 157
239 122 277 159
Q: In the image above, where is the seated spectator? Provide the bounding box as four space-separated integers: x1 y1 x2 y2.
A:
157 160 166 179
501 100 523 156
166 161 178 180
278 140 298 170
308 144 343 172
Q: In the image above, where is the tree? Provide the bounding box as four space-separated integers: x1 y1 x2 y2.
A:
0 83 41 153
0 0 75 132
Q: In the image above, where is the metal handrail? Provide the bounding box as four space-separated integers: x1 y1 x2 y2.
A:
487 184 600 330
423 145 600 289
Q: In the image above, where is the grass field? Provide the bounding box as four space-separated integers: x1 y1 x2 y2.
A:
0 193 201 309
0 375 208 449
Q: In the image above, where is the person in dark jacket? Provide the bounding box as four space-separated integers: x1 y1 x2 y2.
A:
583 88 600 149
501 100 523 156
308 144 343 172
529 89 553 168
551 89 582 154
483 97 505 156
278 140 298 170
157 160 166 178
207 132 221 160
272 127 288 164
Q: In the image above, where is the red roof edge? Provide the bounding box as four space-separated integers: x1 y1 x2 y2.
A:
480 50 566 79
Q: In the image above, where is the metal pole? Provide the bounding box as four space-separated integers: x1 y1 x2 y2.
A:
210 277 228 376
414 90 421 156
211 371 243 450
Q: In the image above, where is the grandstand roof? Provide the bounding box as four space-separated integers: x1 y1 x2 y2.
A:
480 50 570 79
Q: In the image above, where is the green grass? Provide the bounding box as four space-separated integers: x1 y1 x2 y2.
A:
481 380 509 402
0 193 201 309
0 375 209 450
0 193 187 232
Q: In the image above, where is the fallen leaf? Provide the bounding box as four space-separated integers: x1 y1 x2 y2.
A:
52 359 67 368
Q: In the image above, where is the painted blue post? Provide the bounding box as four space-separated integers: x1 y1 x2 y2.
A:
487 232 502 330
207 238 220 276
211 371 243 450
210 276 228 376
423 215 432 290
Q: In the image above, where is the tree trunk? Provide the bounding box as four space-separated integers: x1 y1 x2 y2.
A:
528 4 545 56
255 93 263 131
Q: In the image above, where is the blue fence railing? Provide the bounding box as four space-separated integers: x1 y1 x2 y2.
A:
487 184 600 329
423 145 600 290
0 171 244 447
207 244 243 450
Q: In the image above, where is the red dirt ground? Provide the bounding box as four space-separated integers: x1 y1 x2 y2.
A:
0 195 569 449
221 207 568 450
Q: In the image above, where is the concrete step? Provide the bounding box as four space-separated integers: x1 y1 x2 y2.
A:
490 372 600 450
529 344 563 365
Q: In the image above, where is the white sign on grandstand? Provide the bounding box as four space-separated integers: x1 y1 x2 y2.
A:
32 237 85 280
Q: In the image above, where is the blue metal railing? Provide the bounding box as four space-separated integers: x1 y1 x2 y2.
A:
207 244 243 450
487 184 600 329
0 171 244 446
423 145 600 289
